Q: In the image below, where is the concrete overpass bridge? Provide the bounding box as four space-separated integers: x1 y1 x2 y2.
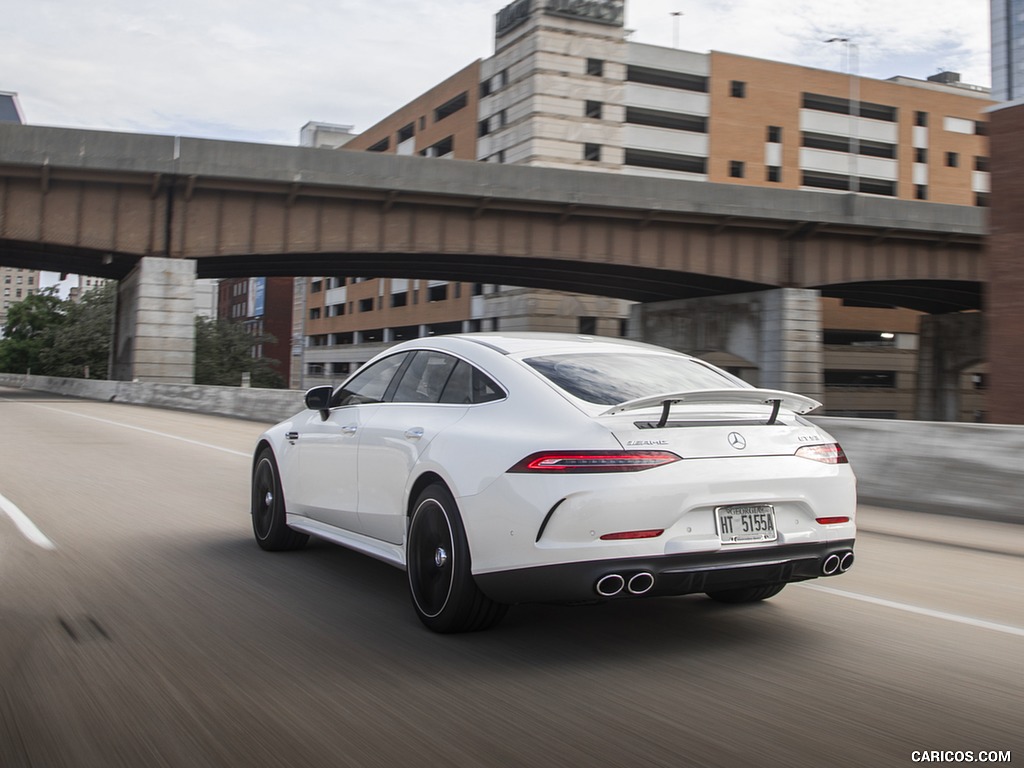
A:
0 124 986 411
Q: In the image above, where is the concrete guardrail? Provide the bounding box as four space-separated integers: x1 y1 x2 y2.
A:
2 373 1022 524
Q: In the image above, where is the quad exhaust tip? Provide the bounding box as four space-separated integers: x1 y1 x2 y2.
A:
822 550 855 576
596 574 625 597
627 572 655 595
596 572 655 597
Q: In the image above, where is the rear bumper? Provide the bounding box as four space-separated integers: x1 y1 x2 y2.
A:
473 539 855 605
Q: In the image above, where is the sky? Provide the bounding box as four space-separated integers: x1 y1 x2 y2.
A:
2 0 992 147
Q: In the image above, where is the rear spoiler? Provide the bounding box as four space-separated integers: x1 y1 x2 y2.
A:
601 388 822 426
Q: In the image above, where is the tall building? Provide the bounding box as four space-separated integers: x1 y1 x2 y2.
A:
299 0 991 419
0 267 42 335
218 277 295 386
992 0 1024 101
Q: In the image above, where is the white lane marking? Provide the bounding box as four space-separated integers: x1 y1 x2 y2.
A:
2 399 250 457
800 583 1024 639
0 492 57 550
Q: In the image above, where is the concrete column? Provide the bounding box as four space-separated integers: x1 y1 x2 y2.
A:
915 312 984 422
631 288 824 402
111 257 196 383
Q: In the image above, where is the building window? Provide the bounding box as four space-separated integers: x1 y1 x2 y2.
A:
586 58 604 77
419 116 426 130
975 192 989 207
974 120 988 136
311 280 323 293
397 122 415 143
367 137 390 153
434 91 468 122
915 111 928 127
585 100 602 119
802 92 897 122
584 143 601 162
423 136 454 158
359 298 374 312
824 370 897 388
428 283 448 302
946 151 959 167
391 291 408 308
767 125 781 143
730 80 746 98
578 316 597 335
625 107 706 133
309 308 321 320
478 119 491 137
497 109 508 127
767 166 781 182
729 160 745 178
974 156 989 172
914 147 927 164
626 65 707 93
915 184 928 200
624 149 707 174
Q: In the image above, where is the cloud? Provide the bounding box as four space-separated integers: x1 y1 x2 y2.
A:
2 0 991 145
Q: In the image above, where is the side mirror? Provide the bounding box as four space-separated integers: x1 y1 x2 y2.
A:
304 386 333 420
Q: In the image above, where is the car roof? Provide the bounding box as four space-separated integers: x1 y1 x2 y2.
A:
426 332 694 359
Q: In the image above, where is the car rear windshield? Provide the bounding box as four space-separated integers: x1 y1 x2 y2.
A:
524 353 741 405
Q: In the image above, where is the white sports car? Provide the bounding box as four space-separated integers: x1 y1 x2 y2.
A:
252 333 856 633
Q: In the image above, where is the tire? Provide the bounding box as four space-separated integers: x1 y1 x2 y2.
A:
251 448 309 552
705 583 786 604
406 483 507 633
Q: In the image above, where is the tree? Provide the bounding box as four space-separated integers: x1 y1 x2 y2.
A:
40 282 116 379
0 287 66 374
194 316 284 388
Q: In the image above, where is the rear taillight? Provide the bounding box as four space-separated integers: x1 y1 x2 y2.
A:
795 443 849 464
508 451 682 473
600 529 665 540
815 516 851 525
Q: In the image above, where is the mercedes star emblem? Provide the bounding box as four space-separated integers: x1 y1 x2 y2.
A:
728 432 747 450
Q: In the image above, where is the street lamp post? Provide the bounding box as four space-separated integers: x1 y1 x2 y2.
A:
826 37 859 193
671 11 683 49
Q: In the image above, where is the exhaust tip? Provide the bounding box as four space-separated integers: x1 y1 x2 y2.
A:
596 574 625 597
627 572 655 595
822 553 842 576
839 551 855 573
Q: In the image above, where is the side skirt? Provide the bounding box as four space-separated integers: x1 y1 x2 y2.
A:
286 515 406 570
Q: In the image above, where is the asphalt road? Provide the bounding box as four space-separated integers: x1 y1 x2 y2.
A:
0 387 1020 768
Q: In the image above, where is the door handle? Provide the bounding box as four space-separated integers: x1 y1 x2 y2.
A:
341 425 358 435
404 427 425 440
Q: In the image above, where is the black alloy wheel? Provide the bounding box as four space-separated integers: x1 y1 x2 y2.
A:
251 448 308 551
406 483 507 633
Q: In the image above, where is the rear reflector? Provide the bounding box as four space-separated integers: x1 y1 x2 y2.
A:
795 443 849 464
508 451 682 473
815 516 851 525
600 529 665 541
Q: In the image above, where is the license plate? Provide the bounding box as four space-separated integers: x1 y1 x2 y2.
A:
716 504 778 544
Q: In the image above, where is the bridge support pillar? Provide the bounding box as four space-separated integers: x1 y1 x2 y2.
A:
915 312 984 422
630 288 824 403
111 257 196 383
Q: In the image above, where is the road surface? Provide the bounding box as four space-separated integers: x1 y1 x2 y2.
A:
0 387 1020 767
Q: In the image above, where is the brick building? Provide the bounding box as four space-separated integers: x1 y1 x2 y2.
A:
296 0 992 419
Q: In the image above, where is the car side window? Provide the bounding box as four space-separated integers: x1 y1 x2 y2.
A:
439 360 505 404
392 352 458 404
330 353 409 407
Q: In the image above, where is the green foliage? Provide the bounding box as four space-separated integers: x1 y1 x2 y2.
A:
0 287 67 374
40 282 116 378
194 316 284 389
1 282 283 386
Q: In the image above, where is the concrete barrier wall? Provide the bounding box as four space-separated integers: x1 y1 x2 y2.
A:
0 374 306 424
2 374 1022 523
